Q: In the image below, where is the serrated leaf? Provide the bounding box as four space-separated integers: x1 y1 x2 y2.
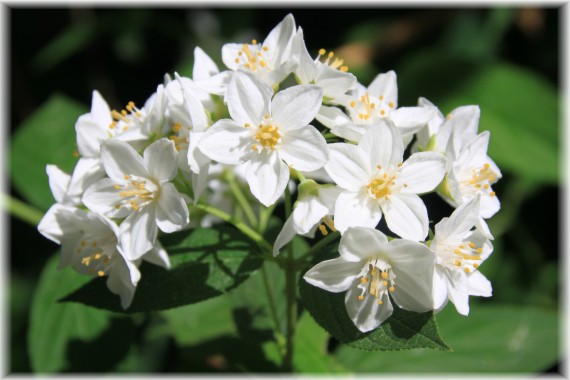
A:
334 304 559 373
28 254 111 373
61 225 263 313
11 95 85 210
299 244 449 352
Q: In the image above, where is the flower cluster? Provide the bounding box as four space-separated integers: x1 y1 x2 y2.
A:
38 14 500 332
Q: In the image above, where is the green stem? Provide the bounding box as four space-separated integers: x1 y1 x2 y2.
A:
257 203 276 234
194 202 274 256
282 261 297 372
3 194 44 226
227 173 258 227
261 263 282 334
294 231 340 265
293 170 307 182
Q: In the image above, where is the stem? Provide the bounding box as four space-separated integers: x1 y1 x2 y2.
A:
282 261 297 372
194 201 274 256
3 194 44 226
227 173 258 227
294 231 340 265
257 203 276 234
293 170 307 182
261 263 281 334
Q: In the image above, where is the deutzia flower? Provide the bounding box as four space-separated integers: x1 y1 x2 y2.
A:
324 123 446 241
38 206 170 309
273 180 341 256
292 28 357 103
304 227 435 332
83 138 189 260
222 14 297 88
442 131 502 219
198 70 329 207
45 165 82 206
429 196 493 315
316 71 433 144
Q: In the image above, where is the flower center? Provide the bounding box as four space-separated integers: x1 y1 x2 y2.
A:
348 92 395 123
109 101 145 133
114 175 158 211
234 40 271 72
169 122 190 151
466 163 497 198
75 237 115 277
317 48 349 72
318 216 336 236
252 123 281 151
437 240 484 273
357 262 396 304
366 164 403 201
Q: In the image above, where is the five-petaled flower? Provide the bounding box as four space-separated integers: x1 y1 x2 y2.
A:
304 227 435 332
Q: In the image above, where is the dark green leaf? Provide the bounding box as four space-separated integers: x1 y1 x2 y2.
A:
299 244 450 352
28 254 111 373
61 225 263 313
334 304 559 373
11 95 85 210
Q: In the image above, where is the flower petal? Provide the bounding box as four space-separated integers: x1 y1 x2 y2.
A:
385 238 436 275
441 267 470 315
480 192 501 219
119 207 158 261
292 196 328 234
177 73 210 131
262 13 296 66
367 71 398 106
227 70 272 126
324 143 370 191
434 196 480 241
193 46 219 81
143 138 178 182
37 204 84 244
46 165 71 204
75 91 112 157
389 106 434 136
278 126 328 172
358 121 404 169
382 194 428 241
399 152 446 194
433 266 449 312
66 157 105 203
345 280 393 332
106 256 140 309
245 151 290 207
339 227 388 262
100 139 149 182
82 178 130 218
156 182 189 233
143 241 171 269
272 85 322 131
273 216 297 257
449 105 480 156
334 191 382 234
222 43 243 71
304 257 363 292
389 268 434 312
467 270 492 297
315 105 352 130
199 119 250 165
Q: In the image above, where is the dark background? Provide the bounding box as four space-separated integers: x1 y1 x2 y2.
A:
8 7 561 373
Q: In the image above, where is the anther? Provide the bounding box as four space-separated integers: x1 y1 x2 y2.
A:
389 286 395 292
251 39 257 44
319 48 326 56
389 102 395 108
263 46 268 51
350 101 356 108
490 192 496 197
377 299 383 305
97 270 105 277
358 295 364 301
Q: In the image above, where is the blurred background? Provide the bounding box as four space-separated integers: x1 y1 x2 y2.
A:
8 7 562 374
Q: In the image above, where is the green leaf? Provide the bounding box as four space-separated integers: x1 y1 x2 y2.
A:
155 296 236 345
293 312 348 373
11 95 86 210
334 304 559 373
299 244 450 352
398 52 559 185
28 254 111 373
62 225 263 313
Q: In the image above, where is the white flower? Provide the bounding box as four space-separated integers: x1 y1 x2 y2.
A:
165 47 231 112
292 28 357 102
83 138 189 260
222 14 297 87
273 180 341 256
304 227 435 332
430 196 493 315
324 123 446 241
443 131 501 219
316 71 434 144
198 70 329 207
45 165 82 206
38 206 170 309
